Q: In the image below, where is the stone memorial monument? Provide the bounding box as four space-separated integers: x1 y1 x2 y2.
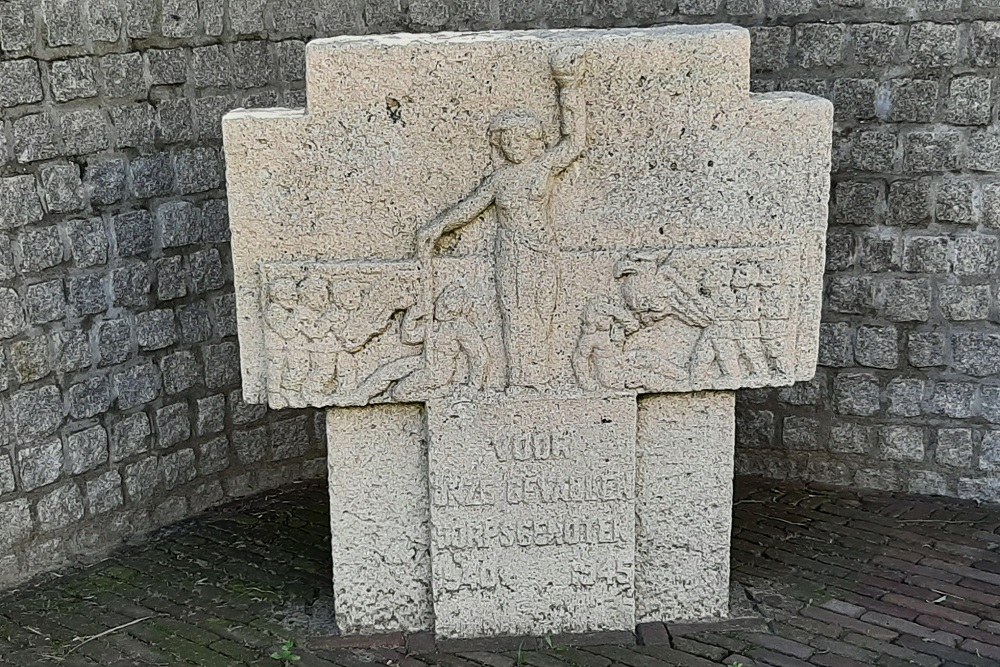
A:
223 25 832 639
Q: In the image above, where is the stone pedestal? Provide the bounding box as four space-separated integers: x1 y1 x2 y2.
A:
223 26 832 638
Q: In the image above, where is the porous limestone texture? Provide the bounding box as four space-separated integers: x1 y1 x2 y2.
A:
223 25 832 638
635 392 735 623
326 405 433 634
428 395 637 637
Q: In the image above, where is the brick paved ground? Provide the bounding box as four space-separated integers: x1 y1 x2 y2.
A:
2 477 1000 666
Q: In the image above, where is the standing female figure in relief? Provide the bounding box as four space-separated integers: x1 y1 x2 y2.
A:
415 46 588 389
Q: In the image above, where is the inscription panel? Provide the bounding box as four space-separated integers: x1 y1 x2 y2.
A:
427 395 637 638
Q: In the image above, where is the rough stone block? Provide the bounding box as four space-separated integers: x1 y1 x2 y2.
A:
136 309 177 350
903 131 962 173
124 456 159 503
112 210 154 258
17 439 63 491
65 426 109 474
55 330 92 372
879 425 925 463
131 153 174 199
860 232 899 273
155 256 188 301
886 378 923 417
192 45 231 88
834 372 880 416
86 0 121 41
199 436 229 475
271 414 311 460
0 0 35 51
952 237 999 277
111 412 151 461
25 279 66 324
968 127 1000 172
36 484 84 530
204 341 239 388
887 179 932 226
68 274 107 316
0 59 42 107
0 454 14 494
907 22 958 66
160 448 196 490
188 248 225 293
0 499 32 549
68 375 111 419
10 336 50 384
98 318 132 366
161 349 200 396
939 284 991 321
930 381 976 418
232 40 273 88
40 163 85 214
66 218 108 268
855 325 898 369
878 278 930 322
935 180 977 225
100 52 146 98
233 425 268 464
177 301 212 343
155 402 191 449
60 109 110 155
199 199 230 242
49 58 97 102
909 471 947 496
952 332 1000 377
971 21 1000 68
13 113 58 163
174 147 224 193
86 472 123 514
0 288 25 339
84 159 128 205
18 225 64 274
147 48 188 85
946 77 992 126
160 0 197 36
156 99 195 144
935 429 973 468
0 175 43 229
196 394 226 435
113 362 161 410
109 103 156 148
112 263 151 307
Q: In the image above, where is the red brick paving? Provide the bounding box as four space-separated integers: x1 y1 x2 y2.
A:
0 477 998 665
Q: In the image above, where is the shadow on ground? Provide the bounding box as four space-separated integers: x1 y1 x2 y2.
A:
2 477 1000 666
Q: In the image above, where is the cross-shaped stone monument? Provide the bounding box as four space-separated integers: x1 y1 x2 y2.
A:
223 25 832 639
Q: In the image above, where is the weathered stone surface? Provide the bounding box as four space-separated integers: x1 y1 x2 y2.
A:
326 405 433 634
429 395 636 637
65 426 109 475
225 28 831 407
225 27 830 638
636 392 734 622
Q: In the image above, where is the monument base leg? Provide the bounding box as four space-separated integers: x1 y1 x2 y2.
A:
635 391 735 623
326 405 433 635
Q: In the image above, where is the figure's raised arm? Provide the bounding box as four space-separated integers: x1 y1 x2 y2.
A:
547 46 587 173
415 175 497 259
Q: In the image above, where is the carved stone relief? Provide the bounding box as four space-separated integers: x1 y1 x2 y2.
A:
224 26 833 639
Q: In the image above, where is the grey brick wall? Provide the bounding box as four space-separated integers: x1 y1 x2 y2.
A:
0 0 329 589
2 0 1000 590
732 1 1000 505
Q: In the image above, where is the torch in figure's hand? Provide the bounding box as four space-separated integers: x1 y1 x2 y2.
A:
550 45 586 88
